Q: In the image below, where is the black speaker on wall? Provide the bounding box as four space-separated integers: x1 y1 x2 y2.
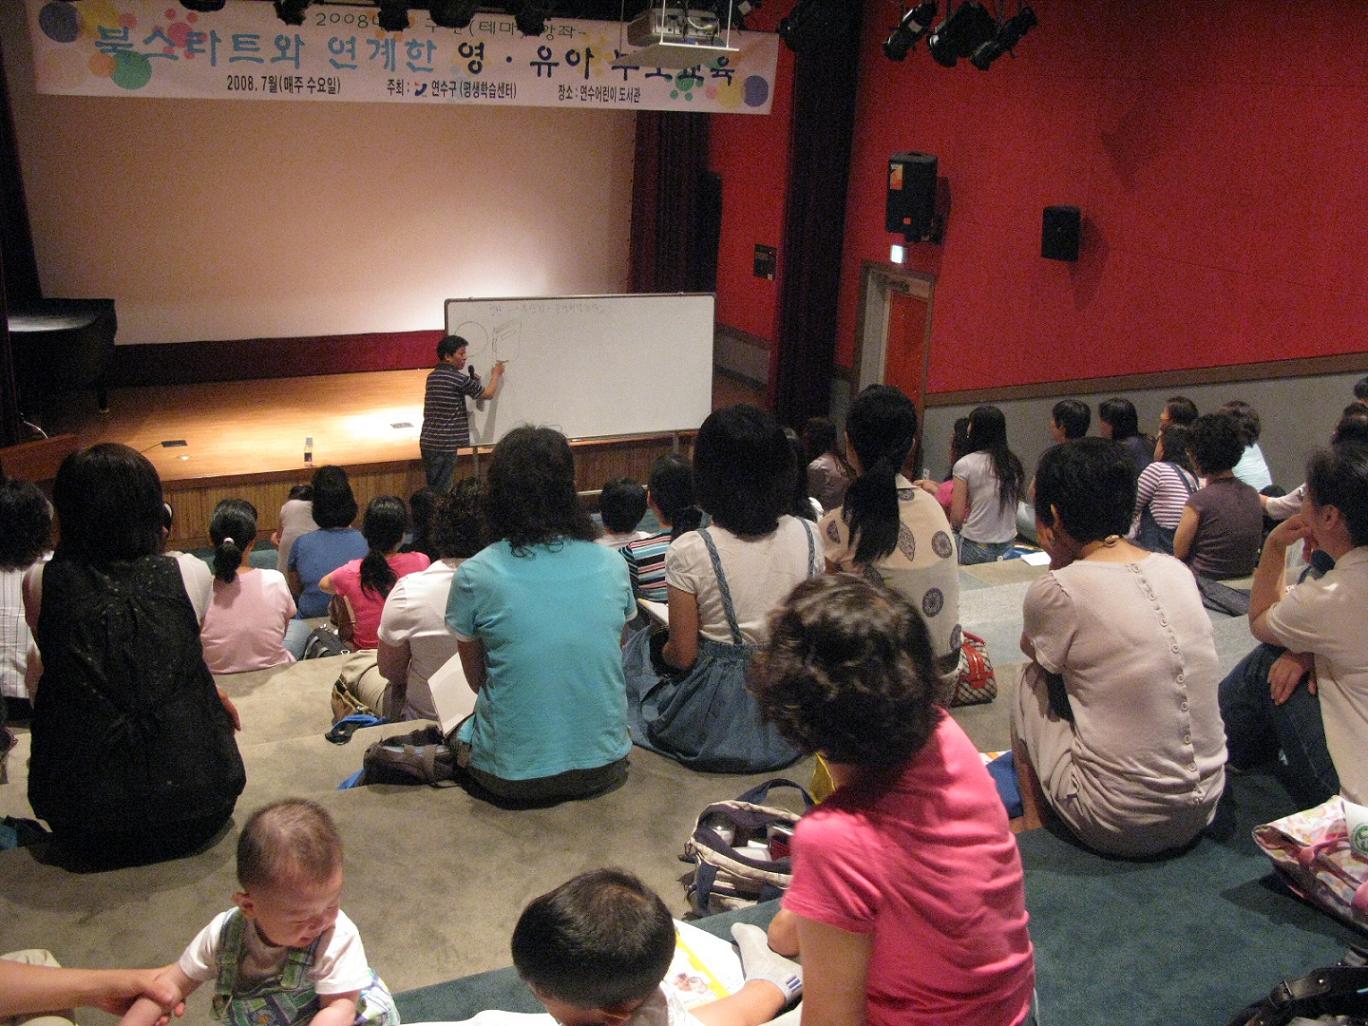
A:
887 152 938 241
1042 205 1081 261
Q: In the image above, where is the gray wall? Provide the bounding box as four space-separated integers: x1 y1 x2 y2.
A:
919 371 1366 488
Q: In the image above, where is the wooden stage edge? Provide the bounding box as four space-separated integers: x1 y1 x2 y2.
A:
34 368 716 550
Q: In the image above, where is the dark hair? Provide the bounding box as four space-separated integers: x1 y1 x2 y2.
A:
485 426 596 555
1098 397 1140 440
1156 424 1195 474
1306 444 1368 547
432 478 484 559
801 417 838 465
237 799 342 891
53 443 165 563
694 405 793 536
287 484 313 502
406 487 440 559
359 495 407 599
1164 396 1199 427
437 334 468 361
1051 399 1091 440
1033 438 1137 543
0 478 52 570
1354 376 1368 401
1333 406 1368 447
945 416 972 480
749 575 939 766
842 385 918 564
647 454 700 540
966 405 1025 512
1220 400 1261 447
309 465 358 529
1188 413 1244 475
210 498 258 584
511 869 675 1010
600 477 647 534
783 428 818 522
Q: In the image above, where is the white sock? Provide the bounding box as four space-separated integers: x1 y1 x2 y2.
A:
731 923 802 1005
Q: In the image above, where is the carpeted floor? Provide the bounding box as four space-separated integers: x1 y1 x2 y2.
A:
2 557 1312 1026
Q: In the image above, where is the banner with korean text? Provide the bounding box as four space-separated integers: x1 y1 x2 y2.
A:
26 0 778 114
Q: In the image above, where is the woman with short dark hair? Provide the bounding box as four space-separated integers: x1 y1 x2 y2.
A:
445 426 635 803
1173 413 1264 578
626 404 820 772
23 443 245 865
1098 396 1151 480
1014 438 1226 856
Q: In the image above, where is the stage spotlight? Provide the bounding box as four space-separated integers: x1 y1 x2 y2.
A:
378 0 411 32
429 0 480 28
508 0 547 37
180 0 226 11
971 5 1037 69
273 0 312 25
926 1 995 68
778 0 845 54
883 2 937 61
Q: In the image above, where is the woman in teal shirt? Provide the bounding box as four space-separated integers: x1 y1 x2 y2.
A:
446 426 636 804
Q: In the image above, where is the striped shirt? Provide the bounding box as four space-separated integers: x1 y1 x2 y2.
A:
1134 461 1198 529
420 363 484 452
621 530 672 602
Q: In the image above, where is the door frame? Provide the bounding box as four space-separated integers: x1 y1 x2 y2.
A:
851 261 936 469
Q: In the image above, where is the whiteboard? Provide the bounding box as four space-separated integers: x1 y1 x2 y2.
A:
443 294 715 445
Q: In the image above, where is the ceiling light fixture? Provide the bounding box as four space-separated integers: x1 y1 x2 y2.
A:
971 5 1037 70
883 2 937 61
926 1 995 68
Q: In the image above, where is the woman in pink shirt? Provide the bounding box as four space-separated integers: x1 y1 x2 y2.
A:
200 499 296 674
321 495 429 649
750 575 1036 1026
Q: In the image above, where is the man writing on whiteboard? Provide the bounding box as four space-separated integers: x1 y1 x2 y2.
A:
420 334 506 492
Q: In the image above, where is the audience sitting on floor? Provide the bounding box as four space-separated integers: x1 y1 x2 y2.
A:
23 443 245 866
752 575 1037 1026
1223 442 1368 808
119 799 398 1026
1157 395 1199 432
1049 398 1091 443
802 415 855 513
1173 413 1264 580
272 483 317 576
321 495 430 651
951 405 1025 564
200 498 296 675
402 486 441 561
826 385 962 702
1263 403 1368 522
1013 438 1226 857
1221 399 1274 492
1131 423 1198 555
0 478 51 727
784 428 821 522
597 477 650 549
1097 396 1151 480
511 869 800 1026
446 425 635 804
620 453 701 604
378 479 484 723
923 415 972 520
287 466 367 656
625 404 819 773
160 501 213 625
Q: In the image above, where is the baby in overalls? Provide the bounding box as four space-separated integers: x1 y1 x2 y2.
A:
120 799 398 1026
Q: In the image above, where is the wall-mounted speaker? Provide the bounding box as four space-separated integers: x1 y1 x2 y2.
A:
887 152 938 241
1042 205 1081 261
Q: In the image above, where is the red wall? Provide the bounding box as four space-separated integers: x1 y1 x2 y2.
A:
709 8 794 343
714 1 1368 392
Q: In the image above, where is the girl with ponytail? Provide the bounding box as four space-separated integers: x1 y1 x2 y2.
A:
952 405 1026 564
823 385 962 698
320 495 429 649
201 498 298 674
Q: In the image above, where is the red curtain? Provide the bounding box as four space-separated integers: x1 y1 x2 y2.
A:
630 110 714 293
